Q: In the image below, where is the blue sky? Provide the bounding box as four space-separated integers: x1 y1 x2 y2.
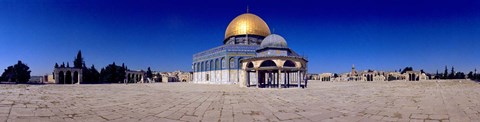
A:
1 0 479 75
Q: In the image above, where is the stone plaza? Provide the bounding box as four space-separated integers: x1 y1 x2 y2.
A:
1 80 479 122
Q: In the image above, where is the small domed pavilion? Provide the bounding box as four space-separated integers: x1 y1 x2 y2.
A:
240 34 308 88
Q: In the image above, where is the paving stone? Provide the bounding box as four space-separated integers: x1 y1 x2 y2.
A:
428 114 448 120
273 112 302 120
310 111 343 121
180 115 200 122
411 113 429 119
409 119 424 122
10 108 35 117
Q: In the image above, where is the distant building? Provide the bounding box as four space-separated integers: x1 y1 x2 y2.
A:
40 74 55 83
53 67 82 84
153 71 192 83
313 65 429 82
125 70 145 83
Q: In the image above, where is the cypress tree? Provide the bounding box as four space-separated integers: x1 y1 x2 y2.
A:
449 66 455 79
73 50 84 68
146 67 153 79
443 66 448 79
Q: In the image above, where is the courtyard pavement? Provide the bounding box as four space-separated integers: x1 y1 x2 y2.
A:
0 80 479 122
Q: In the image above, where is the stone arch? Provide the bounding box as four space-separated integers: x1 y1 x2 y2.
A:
127 73 131 82
200 62 204 72
260 60 277 67
283 60 296 67
137 74 140 82
73 71 79 84
59 71 65 84
131 74 135 82
65 71 72 84
247 62 254 68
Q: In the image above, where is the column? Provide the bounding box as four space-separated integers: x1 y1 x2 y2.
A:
63 72 66 84
71 72 74 84
287 72 290 88
297 71 301 88
54 71 59 84
247 71 250 87
284 72 287 88
78 72 81 84
256 70 259 88
278 70 282 88
267 72 270 88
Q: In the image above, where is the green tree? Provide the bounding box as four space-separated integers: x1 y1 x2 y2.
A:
0 66 15 81
443 66 448 79
455 72 465 79
90 65 100 83
146 67 153 79
82 64 91 83
468 71 474 79
119 63 126 83
14 61 31 83
449 66 455 79
100 68 105 83
100 62 126 83
73 50 84 68
0 61 31 83
401 67 413 74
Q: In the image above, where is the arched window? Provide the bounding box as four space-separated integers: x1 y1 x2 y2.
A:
204 62 207 71
283 60 296 67
200 62 204 71
247 62 254 68
206 61 210 71
229 57 235 69
221 57 225 69
193 63 197 72
260 60 276 67
73 71 79 83
237 58 243 69
215 59 219 70
196 63 200 72
210 60 214 70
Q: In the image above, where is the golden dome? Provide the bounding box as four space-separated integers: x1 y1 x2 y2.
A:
225 13 271 39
